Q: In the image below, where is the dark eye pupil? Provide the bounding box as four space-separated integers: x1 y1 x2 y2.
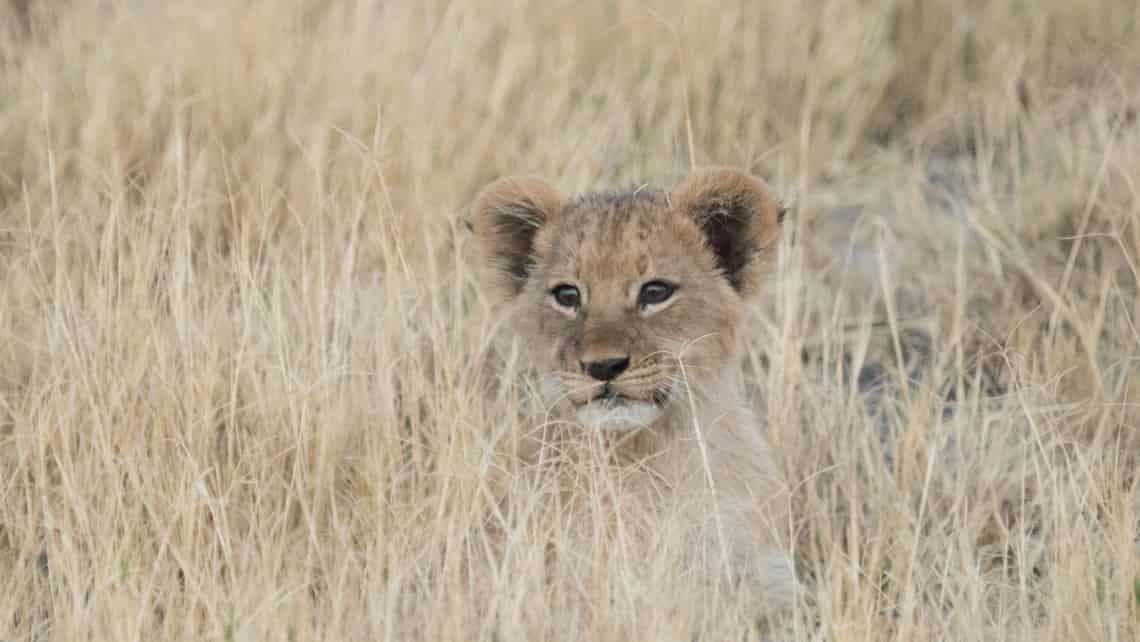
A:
552 285 580 308
639 281 675 305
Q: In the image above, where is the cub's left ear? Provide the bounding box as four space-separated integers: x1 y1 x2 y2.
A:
671 167 784 297
468 176 565 300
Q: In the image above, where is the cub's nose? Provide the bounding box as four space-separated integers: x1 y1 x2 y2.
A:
581 357 630 382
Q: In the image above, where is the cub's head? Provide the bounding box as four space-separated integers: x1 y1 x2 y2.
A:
470 168 783 430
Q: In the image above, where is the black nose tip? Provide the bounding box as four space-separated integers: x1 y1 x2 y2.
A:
582 357 630 382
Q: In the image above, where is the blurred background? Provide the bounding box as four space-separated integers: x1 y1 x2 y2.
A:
1 1 1138 640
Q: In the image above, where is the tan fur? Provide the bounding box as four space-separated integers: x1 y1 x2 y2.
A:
470 167 797 611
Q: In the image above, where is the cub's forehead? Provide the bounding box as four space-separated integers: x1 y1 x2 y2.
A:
565 186 671 214
534 187 706 280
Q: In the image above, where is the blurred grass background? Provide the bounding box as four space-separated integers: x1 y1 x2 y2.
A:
1 1 1139 640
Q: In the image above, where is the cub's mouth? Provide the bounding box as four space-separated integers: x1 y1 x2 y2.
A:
579 383 669 408
571 383 668 430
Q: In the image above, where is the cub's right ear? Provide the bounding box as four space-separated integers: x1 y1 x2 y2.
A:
468 176 565 300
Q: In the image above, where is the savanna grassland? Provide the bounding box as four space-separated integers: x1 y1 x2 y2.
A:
2 1 1140 640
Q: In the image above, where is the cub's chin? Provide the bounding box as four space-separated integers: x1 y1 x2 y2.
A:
574 399 663 431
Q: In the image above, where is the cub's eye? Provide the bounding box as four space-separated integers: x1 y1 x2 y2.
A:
638 280 676 307
551 284 581 309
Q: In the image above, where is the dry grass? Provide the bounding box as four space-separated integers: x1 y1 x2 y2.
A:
1 1 1139 640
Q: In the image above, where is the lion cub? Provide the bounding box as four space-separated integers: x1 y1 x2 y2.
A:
470 167 797 611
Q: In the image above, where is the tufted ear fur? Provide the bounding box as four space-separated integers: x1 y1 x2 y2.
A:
469 176 565 299
671 167 784 297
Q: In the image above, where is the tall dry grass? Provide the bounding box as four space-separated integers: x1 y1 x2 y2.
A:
1 0 1139 640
